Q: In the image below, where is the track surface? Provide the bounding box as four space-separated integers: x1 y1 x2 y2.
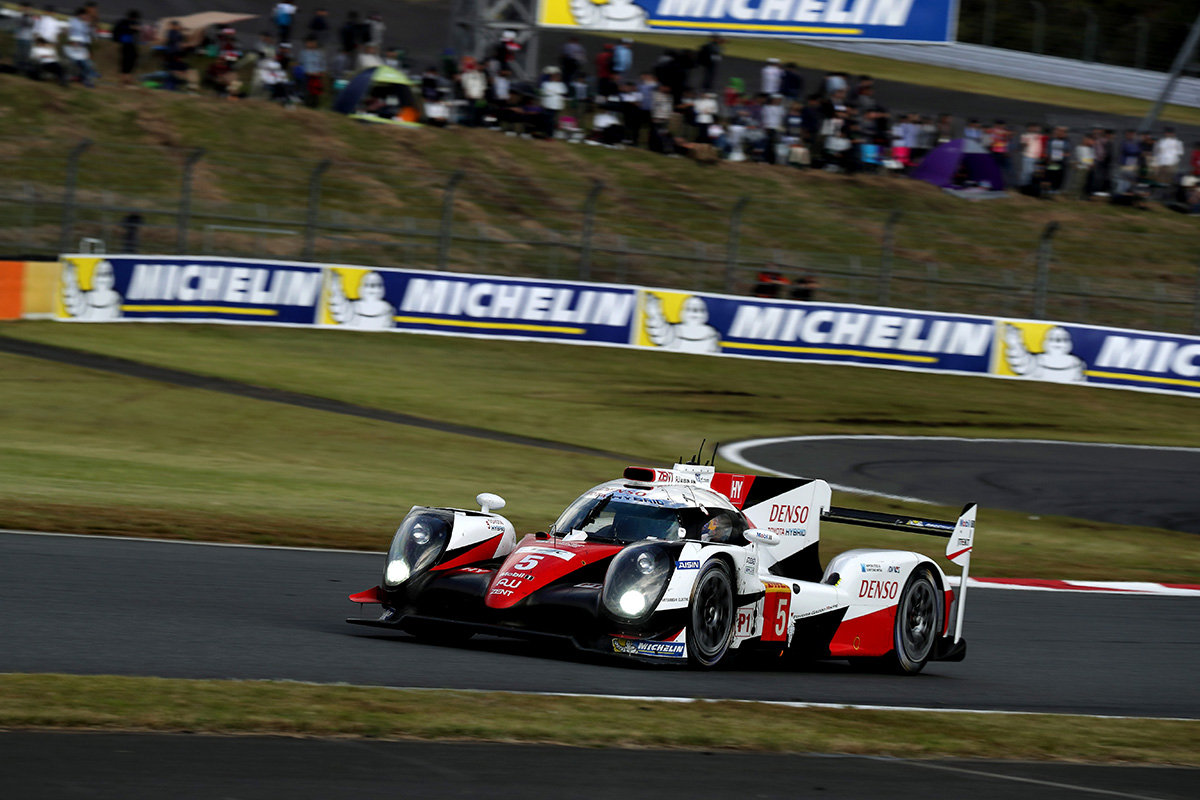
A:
727 437 1200 535
4 532 1197 719
3 733 1195 800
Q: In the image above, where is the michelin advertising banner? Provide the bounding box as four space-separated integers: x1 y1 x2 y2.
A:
54 255 1200 399
537 0 958 43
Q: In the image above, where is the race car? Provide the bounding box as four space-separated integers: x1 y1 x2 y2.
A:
347 459 976 672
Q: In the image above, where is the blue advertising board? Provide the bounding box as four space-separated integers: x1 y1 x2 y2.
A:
53 255 1200 399
57 255 323 325
538 0 958 43
634 289 994 375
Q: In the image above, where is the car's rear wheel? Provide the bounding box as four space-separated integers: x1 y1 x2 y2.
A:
687 560 734 668
887 566 941 674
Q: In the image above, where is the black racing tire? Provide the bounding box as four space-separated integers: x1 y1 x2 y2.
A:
403 620 475 644
687 560 735 668
887 566 942 675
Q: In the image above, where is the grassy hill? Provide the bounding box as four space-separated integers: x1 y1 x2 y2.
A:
0 70 1198 332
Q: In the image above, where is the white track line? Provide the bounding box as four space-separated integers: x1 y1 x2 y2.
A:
250 682 1200 723
0 528 383 556
888 759 1176 800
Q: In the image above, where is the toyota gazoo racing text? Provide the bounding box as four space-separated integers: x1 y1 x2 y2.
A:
347 462 977 672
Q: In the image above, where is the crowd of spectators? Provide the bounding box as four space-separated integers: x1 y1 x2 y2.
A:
5 4 1200 212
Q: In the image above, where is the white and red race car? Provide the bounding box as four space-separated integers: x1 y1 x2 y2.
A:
348 460 976 672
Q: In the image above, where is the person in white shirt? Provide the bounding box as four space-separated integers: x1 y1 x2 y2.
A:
65 7 97 87
693 92 718 143
760 94 784 164
1153 128 1184 189
356 44 383 71
540 66 567 137
14 5 38 74
31 35 66 84
35 7 63 44
760 58 782 95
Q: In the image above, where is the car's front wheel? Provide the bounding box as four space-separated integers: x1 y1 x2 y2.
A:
687 560 734 668
887 566 942 674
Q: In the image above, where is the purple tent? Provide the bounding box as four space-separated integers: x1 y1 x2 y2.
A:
910 138 1006 190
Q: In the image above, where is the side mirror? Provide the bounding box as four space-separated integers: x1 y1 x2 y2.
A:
744 528 780 546
476 492 506 513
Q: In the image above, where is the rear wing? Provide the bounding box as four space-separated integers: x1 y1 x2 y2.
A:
822 503 977 643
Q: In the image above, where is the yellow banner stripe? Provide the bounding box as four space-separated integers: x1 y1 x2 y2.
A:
720 341 938 363
393 316 586 335
1085 370 1200 390
647 21 863 35
121 305 279 316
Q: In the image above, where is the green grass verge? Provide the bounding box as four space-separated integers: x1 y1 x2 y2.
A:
608 32 1200 128
2 321 1198 581
1 675 1196 764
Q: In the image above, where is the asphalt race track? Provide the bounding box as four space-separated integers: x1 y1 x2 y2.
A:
3 531 1197 720
726 436 1200 535
3 733 1197 800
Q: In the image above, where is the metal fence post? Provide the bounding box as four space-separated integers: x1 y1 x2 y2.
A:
878 210 901 306
302 158 332 261
578 179 604 281
438 171 465 270
59 139 92 254
724 195 750 292
177 147 206 254
1033 221 1059 319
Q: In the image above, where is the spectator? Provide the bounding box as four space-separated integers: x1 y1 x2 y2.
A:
1073 132 1096 198
339 11 362 57
760 57 782 95
963 118 982 143
35 5 63 45
112 9 141 87
459 56 487 127
560 36 585 84
307 8 329 46
1116 129 1141 194
65 6 97 87
1044 126 1070 194
298 35 326 107
780 62 803 102
256 47 290 102
696 34 721 92
790 271 818 301
987 119 1011 174
650 84 675 154
1019 123 1044 186
1152 127 1183 193
693 91 718 143
366 14 385 51
356 43 382 71
595 43 616 96
1093 128 1113 195
14 5 37 76
30 35 66 84
490 67 512 125
613 38 632 80
540 66 567 137
273 3 297 43
164 20 185 57
761 94 784 164
1190 140 1200 178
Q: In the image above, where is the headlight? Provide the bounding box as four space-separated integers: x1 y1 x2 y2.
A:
602 543 674 621
384 510 452 588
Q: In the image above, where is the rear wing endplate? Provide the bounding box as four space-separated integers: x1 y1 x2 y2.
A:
822 503 977 642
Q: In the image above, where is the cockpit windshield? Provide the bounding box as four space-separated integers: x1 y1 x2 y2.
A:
552 490 748 545
552 494 684 544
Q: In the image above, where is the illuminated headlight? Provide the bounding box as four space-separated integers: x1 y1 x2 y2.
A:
383 510 452 588
619 590 647 615
602 543 674 621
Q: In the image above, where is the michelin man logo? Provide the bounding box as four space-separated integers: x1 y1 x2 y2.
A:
569 0 647 30
1003 323 1086 383
645 294 721 354
327 270 395 330
61 259 122 320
